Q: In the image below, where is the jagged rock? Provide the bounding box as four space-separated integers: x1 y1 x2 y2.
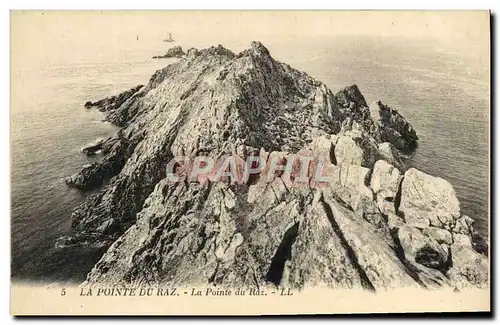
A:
368 101 418 151
397 226 449 271
84 85 144 113
334 88 417 153
447 244 489 289
63 42 486 290
334 84 368 110
370 160 401 215
422 227 453 245
152 45 185 59
399 168 460 229
386 213 404 230
65 164 104 190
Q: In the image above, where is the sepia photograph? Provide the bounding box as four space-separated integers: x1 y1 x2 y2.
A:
9 10 490 315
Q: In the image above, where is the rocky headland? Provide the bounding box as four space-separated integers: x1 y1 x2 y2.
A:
63 42 488 291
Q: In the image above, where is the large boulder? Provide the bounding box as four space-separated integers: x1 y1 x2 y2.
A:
399 168 460 229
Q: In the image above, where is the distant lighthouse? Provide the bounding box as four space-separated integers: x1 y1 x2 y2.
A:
163 33 175 43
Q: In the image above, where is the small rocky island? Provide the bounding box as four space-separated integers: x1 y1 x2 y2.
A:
63 42 488 291
152 45 185 59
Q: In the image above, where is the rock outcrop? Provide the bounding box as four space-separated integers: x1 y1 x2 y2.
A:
84 85 144 113
67 42 487 291
81 138 105 156
368 101 419 151
152 46 185 59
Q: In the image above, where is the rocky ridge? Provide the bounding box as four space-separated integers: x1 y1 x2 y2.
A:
64 42 487 291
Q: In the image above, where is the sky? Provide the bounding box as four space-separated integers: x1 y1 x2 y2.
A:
10 11 490 69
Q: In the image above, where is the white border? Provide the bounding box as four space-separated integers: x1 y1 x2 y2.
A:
2 1 498 10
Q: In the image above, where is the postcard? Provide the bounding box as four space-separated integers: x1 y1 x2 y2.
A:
10 10 490 315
